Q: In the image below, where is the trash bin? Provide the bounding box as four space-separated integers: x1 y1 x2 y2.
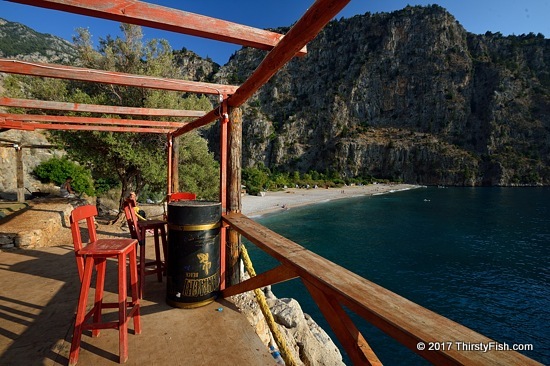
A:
166 201 222 308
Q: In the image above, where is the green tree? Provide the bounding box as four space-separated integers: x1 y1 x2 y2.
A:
242 164 270 195
5 24 217 208
178 132 220 200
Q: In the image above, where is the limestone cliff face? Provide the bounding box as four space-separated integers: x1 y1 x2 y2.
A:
212 5 550 186
172 48 220 82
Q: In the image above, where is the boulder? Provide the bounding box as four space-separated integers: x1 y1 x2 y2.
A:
229 287 344 366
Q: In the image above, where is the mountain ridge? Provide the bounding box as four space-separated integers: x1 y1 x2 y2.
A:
0 17 77 63
1 6 549 187
211 5 550 186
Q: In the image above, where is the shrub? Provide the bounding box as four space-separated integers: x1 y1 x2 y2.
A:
242 165 270 195
33 157 95 196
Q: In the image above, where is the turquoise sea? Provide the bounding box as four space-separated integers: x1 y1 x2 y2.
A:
246 187 550 365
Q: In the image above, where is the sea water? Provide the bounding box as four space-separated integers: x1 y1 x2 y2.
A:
246 187 550 365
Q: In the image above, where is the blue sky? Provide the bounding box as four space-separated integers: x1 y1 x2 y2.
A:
1 0 548 65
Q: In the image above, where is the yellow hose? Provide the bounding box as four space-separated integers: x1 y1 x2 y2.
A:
240 244 297 366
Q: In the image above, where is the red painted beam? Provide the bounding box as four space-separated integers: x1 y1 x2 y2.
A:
0 120 171 134
0 97 206 118
1 113 186 128
0 59 238 95
7 0 306 56
0 121 35 131
172 0 351 137
172 109 219 138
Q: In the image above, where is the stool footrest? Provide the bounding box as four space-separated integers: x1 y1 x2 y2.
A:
83 321 120 331
142 260 165 266
83 302 140 323
84 301 139 317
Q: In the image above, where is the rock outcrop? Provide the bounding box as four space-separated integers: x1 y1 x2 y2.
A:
230 286 345 366
0 200 75 249
2 7 549 187
209 5 550 186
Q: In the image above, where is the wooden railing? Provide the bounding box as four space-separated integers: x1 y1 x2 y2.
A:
221 212 541 366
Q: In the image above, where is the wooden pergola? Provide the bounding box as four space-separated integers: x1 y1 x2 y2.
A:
0 1 542 365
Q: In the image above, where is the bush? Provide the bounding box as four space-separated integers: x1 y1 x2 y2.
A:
241 165 384 192
242 166 270 195
33 157 95 196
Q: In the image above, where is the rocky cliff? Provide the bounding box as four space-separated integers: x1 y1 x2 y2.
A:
3 7 548 187
0 17 77 63
211 5 550 186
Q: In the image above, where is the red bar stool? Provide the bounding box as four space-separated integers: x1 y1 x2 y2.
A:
164 192 196 221
167 192 197 202
123 199 167 298
69 205 141 365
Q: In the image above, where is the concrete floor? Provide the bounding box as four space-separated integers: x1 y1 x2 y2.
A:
0 244 273 365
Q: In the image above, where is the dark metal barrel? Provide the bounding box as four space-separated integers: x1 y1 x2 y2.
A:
166 201 221 308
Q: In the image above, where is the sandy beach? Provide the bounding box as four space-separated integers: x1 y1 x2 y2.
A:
241 183 420 217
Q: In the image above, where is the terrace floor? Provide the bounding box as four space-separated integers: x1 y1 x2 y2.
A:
0 236 273 365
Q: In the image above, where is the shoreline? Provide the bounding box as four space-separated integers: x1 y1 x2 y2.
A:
241 183 420 218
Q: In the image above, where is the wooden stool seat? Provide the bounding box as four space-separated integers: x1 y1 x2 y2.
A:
123 199 168 298
69 205 141 365
76 238 137 255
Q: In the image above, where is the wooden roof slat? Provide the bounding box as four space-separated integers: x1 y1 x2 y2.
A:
0 121 35 131
0 97 206 117
7 0 307 56
0 120 171 134
173 0 351 137
0 59 238 95
0 113 186 128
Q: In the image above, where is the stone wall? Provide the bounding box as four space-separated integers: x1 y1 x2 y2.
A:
0 200 74 249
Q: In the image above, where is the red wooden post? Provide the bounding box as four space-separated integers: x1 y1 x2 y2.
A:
16 145 24 202
167 133 173 196
219 99 229 290
171 135 179 194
